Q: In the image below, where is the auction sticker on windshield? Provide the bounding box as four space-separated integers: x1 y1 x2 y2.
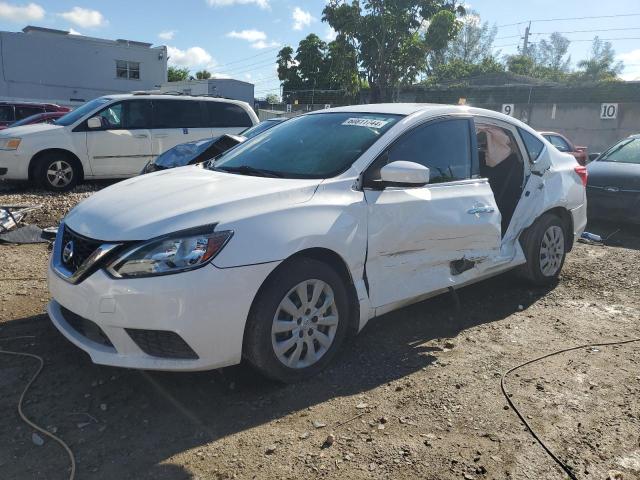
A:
342 118 390 128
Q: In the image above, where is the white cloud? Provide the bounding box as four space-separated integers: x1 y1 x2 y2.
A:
618 49 640 81
227 29 278 49
59 7 106 28
158 30 176 41
206 0 269 9
292 7 313 31
167 46 214 68
68 27 82 35
251 39 279 49
325 26 337 41
227 29 266 42
211 72 232 79
0 2 44 22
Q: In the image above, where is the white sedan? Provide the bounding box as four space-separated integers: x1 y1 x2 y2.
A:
48 104 587 382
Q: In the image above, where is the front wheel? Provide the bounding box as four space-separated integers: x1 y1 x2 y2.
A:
243 258 350 383
518 213 567 286
34 152 80 191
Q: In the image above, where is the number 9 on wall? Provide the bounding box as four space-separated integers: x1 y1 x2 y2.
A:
501 104 514 116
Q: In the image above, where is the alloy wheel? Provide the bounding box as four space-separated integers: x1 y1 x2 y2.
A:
46 160 74 188
539 225 565 277
271 279 339 369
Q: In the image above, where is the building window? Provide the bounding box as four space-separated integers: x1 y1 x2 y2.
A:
116 60 140 80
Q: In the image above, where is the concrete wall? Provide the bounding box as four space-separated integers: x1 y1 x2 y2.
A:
0 27 167 107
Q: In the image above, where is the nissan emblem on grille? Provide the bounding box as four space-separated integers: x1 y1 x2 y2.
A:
62 240 74 265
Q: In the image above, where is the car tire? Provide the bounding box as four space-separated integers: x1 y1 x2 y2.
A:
243 257 350 383
34 152 80 192
517 213 567 286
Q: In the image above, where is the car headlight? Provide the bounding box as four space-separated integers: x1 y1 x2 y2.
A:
0 137 21 150
106 226 233 278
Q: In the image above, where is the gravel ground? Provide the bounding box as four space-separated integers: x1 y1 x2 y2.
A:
1 182 639 480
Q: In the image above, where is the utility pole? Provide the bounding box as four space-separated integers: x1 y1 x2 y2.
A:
522 21 531 56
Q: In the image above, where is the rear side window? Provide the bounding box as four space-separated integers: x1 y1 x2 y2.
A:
204 102 252 128
16 106 45 120
519 128 545 162
384 119 472 183
124 100 152 129
0 105 14 122
153 100 203 128
546 135 571 152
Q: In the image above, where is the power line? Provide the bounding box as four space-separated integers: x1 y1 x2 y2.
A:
496 26 640 41
497 12 640 28
494 36 640 50
214 47 280 68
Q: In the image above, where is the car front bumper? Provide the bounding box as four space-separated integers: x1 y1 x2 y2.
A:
0 150 29 180
48 259 279 371
587 186 640 224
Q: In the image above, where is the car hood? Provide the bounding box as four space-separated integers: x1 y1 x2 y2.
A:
64 166 322 241
587 161 640 190
0 123 63 137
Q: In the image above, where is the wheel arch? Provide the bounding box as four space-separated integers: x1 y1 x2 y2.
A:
544 206 574 251
247 247 361 341
28 148 85 182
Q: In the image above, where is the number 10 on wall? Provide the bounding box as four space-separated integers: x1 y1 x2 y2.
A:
600 103 618 119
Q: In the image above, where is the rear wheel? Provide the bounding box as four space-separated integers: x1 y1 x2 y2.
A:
518 213 567 286
34 152 80 191
243 258 350 383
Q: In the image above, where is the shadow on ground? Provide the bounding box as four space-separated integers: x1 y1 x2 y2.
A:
585 220 640 251
0 272 555 479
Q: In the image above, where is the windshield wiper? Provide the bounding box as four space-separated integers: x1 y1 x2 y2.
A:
215 165 284 178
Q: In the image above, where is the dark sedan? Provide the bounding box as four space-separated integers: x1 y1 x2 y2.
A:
140 117 287 174
587 134 640 224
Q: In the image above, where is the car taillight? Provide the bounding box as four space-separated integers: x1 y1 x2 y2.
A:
574 165 588 187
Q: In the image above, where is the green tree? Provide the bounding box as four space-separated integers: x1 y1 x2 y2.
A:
265 93 281 104
574 36 623 82
533 32 571 73
323 0 462 102
167 66 190 82
326 35 360 95
276 46 303 90
195 70 212 80
296 34 329 88
433 10 497 68
506 54 535 76
427 56 505 85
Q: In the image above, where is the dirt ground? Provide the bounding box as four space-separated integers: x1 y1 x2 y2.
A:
1 181 640 480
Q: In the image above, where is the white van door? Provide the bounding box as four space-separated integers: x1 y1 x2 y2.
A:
86 100 153 177
363 118 502 309
150 100 211 158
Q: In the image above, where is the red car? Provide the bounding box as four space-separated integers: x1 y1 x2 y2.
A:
540 131 588 165
0 102 70 130
6 111 68 128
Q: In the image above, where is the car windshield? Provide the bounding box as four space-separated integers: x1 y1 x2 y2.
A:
210 112 401 179
599 138 640 164
241 120 283 139
54 97 111 126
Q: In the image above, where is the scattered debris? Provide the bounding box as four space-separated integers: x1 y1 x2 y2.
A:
607 470 624 480
578 231 603 245
31 432 44 446
444 340 456 350
265 444 277 455
355 402 368 409
321 434 335 449
312 420 326 429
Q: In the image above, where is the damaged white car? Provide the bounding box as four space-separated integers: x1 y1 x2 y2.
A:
48 104 587 382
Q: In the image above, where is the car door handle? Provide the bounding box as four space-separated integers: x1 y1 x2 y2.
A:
154 134 169 138
467 205 495 214
133 134 148 139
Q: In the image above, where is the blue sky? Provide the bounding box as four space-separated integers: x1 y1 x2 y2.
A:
0 0 639 99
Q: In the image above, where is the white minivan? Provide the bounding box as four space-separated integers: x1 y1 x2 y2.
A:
0 94 258 191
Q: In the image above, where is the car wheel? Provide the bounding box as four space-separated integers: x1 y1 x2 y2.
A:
518 213 567 286
34 152 80 192
243 258 350 383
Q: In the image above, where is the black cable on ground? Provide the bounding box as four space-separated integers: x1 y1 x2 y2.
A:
501 337 640 480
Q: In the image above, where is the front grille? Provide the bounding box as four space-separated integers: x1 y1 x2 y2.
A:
125 329 199 360
60 225 103 273
60 306 114 347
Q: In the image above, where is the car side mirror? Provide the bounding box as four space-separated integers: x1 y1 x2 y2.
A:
87 117 102 129
379 161 430 187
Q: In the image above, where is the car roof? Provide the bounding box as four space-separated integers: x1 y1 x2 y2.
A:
104 93 250 106
310 103 524 124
